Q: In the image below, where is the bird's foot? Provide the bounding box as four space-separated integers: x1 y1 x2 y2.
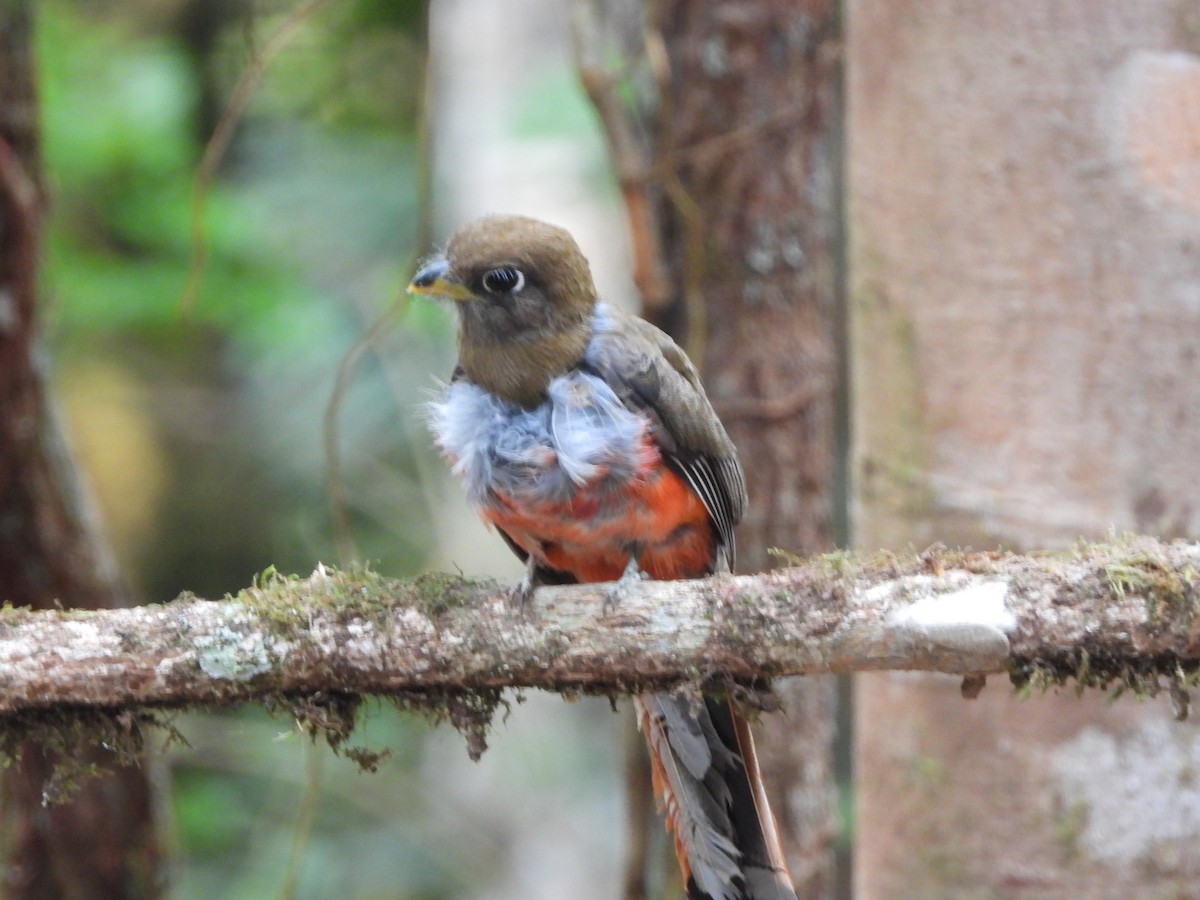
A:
603 556 647 615
509 556 540 614
508 575 534 612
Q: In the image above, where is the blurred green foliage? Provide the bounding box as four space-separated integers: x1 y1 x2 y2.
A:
32 3 479 897
40 7 309 340
37 0 442 601
31 3 627 897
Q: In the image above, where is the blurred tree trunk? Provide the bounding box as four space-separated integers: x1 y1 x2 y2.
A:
0 5 161 898
176 0 242 143
650 2 843 895
850 2 1200 896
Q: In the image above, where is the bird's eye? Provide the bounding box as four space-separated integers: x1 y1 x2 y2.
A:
481 267 524 294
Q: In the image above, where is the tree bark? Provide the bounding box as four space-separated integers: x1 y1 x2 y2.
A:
849 2 1200 896
650 2 843 895
0 538 1190 719
0 4 161 897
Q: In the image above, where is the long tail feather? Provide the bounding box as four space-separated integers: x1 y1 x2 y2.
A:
636 693 797 900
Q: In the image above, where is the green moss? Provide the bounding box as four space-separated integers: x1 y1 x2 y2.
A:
222 566 514 763
388 687 509 762
1008 538 1200 706
236 568 310 634
1103 547 1199 635
0 707 183 804
233 565 497 645
224 691 392 773
1009 648 1200 708
766 547 807 567
169 566 511 765
284 691 360 746
407 570 496 617
0 602 26 622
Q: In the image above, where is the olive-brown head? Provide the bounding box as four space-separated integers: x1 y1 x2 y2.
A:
409 214 597 408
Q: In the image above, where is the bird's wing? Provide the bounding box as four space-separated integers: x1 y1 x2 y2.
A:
582 304 748 571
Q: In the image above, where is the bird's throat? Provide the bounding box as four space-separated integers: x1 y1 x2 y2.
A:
457 327 590 409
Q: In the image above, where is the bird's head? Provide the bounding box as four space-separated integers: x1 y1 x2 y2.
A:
409 215 598 407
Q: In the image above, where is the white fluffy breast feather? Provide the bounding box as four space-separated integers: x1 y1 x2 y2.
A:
427 370 650 508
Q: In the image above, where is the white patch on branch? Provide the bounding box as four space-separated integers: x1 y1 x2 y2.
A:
886 579 1013 658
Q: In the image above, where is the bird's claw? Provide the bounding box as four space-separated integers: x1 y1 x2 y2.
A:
603 558 647 615
509 574 534 613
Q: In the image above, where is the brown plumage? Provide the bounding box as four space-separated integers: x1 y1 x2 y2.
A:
413 214 796 899
428 216 595 409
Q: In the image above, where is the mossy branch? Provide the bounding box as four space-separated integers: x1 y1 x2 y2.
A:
0 536 1198 721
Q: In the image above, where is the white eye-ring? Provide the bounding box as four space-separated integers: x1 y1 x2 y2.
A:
481 266 525 294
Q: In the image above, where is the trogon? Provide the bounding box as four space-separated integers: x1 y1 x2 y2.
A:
410 214 796 900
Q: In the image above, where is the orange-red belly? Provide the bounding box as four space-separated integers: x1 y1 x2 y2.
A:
482 458 716 583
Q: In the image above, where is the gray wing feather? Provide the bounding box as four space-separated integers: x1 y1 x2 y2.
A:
583 305 747 569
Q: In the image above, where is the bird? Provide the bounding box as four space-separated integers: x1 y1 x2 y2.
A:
410 214 796 900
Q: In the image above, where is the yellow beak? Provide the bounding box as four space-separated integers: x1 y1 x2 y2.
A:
408 258 476 302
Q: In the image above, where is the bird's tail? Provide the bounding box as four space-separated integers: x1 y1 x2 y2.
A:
635 692 797 900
